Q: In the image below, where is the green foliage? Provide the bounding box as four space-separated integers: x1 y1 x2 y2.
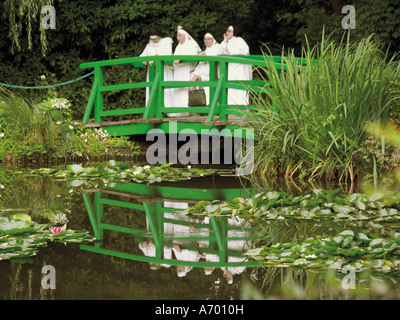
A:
28 161 217 185
0 214 96 261
273 0 400 56
0 0 398 124
2 0 52 55
0 0 254 120
0 89 137 163
181 188 400 222
246 33 400 182
357 133 400 185
245 229 400 272
356 0 400 52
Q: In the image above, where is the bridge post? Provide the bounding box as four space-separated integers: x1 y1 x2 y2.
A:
155 59 163 119
209 60 218 107
94 66 103 123
219 61 228 121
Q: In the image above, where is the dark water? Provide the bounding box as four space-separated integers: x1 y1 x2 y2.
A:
1 169 400 301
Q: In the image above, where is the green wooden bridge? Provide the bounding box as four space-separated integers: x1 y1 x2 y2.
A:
80 180 260 269
79 54 291 138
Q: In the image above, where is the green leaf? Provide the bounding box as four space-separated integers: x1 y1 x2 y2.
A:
67 164 84 173
332 204 355 214
340 230 354 237
357 233 369 242
370 238 384 248
9 213 31 222
368 192 384 202
266 191 281 200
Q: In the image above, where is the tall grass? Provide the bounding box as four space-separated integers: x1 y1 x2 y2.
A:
0 89 57 144
247 32 400 183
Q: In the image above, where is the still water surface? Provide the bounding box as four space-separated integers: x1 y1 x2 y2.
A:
1 166 400 300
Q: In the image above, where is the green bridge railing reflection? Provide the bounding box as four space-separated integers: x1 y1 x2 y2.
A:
80 181 260 277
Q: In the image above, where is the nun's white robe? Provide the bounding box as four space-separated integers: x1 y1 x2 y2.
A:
193 42 221 105
172 37 201 117
140 37 174 109
218 36 252 106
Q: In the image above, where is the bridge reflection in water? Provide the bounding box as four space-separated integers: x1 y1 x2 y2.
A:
80 179 260 282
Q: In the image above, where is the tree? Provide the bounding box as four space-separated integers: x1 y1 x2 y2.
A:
2 0 54 56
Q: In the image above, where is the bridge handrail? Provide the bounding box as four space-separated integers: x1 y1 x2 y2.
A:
80 54 296 69
79 54 308 124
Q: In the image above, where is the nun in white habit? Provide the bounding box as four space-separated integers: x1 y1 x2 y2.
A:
218 26 253 106
140 28 174 109
191 33 222 105
171 26 201 117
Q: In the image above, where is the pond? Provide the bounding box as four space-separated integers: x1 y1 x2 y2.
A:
1 163 400 301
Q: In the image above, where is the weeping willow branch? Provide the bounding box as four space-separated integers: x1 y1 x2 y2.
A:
2 0 54 56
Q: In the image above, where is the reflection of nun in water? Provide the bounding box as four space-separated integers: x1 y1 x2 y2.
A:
199 216 251 282
222 216 251 284
138 239 173 270
163 201 204 278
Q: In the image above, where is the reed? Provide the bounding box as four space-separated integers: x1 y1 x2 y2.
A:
246 32 400 183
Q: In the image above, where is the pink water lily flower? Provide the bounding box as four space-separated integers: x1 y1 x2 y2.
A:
49 227 64 234
239 198 249 204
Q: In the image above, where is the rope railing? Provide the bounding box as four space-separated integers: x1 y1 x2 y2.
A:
0 71 94 89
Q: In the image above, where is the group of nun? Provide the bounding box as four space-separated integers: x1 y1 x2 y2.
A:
140 26 253 117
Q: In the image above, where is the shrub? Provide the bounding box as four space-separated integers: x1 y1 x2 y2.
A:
0 88 138 163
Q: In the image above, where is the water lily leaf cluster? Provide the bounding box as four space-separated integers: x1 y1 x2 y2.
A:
244 229 400 273
0 215 96 262
28 161 217 184
181 189 400 222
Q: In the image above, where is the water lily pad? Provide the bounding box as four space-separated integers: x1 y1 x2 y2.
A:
332 204 355 214
368 192 385 202
357 233 369 242
9 213 31 222
0 219 36 235
340 230 354 237
370 238 384 248
67 164 84 173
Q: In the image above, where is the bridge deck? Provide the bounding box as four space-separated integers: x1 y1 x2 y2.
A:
82 115 246 128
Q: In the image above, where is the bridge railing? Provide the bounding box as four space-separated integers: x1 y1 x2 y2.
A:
80 54 300 124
